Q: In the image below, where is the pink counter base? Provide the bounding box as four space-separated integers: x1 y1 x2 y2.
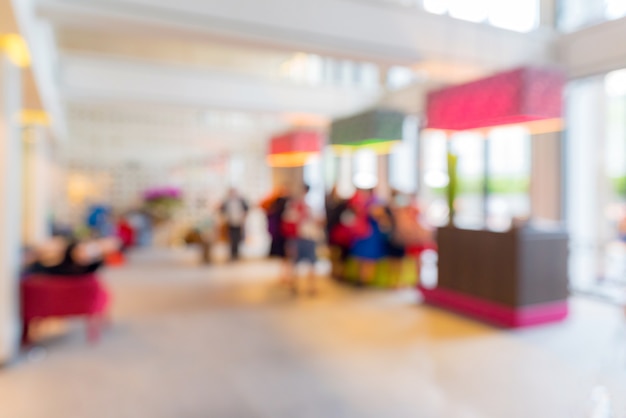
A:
418 285 568 328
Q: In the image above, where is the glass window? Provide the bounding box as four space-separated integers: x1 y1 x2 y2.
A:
336 151 356 198
605 69 626 97
450 132 485 228
423 0 448 15
605 70 626 238
341 61 355 87
566 74 626 295
606 93 626 188
487 126 531 228
323 148 338 193
423 0 538 32
606 0 626 19
448 0 489 23
558 0 626 31
489 0 538 32
279 54 380 89
390 142 417 193
306 54 323 85
387 66 417 90
304 157 325 214
390 116 419 193
228 155 245 188
361 63 381 89
603 73 626 290
353 148 378 189
421 130 449 226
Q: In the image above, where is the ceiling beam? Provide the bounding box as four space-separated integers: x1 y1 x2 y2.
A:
556 16 626 79
37 0 555 69
60 53 383 117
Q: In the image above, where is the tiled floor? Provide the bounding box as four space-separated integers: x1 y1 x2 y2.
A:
1 248 626 418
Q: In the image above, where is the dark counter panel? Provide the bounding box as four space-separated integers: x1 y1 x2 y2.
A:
436 226 568 308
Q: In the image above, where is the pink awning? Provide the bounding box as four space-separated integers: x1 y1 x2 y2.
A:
268 130 323 155
267 130 323 167
426 67 565 131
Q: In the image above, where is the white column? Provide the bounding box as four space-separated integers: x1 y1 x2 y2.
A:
22 126 51 246
228 154 244 190
417 130 428 201
566 77 608 288
0 54 22 364
539 0 557 28
337 151 354 198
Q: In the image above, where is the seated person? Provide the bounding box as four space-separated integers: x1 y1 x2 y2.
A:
183 224 213 264
24 235 121 277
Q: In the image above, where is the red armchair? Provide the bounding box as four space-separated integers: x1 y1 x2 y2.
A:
20 274 110 345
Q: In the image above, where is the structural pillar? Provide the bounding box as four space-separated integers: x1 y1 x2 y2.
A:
530 132 562 222
0 52 23 364
540 0 558 28
376 154 390 200
565 77 609 288
337 151 354 198
22 125 51 246
272 167 304 194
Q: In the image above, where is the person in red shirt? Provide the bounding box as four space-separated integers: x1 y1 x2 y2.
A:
281 184 322 296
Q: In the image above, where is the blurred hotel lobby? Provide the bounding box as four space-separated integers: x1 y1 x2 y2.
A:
2 0 626 417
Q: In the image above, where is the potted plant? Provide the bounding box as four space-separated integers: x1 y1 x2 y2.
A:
142 187 183 226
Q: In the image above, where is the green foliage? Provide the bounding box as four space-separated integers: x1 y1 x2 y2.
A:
447 153 458 223
143 197 183 225
430 176 529 196
611 176 626 197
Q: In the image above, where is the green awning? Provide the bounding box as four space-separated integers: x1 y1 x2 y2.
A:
330 109 406 146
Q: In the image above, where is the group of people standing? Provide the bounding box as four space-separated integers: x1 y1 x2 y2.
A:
261 183 433 293
21 184 432 294
326 187 433 287
261 184 322 295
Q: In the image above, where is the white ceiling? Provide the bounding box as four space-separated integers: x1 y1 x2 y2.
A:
15 0 557 165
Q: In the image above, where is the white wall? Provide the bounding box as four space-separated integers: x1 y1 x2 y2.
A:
565 77 610 288
0 55 22 364
53 151 272 228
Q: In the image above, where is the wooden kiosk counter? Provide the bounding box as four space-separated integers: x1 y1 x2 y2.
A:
418 67 569 328
420 226 569 327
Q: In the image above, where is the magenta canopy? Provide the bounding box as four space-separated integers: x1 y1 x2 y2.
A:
426 67 565 131
268 130 323 155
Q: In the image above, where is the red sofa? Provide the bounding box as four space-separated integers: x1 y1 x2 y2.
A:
21 274 110 345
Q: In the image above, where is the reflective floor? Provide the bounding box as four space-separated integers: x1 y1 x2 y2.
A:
1 248 626 418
